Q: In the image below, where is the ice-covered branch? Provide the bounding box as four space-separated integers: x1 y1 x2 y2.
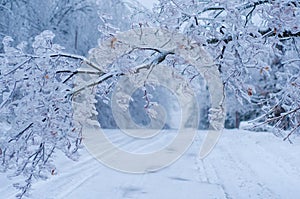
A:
49 53 103 72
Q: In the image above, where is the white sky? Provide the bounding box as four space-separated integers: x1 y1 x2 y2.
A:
136 0 158 10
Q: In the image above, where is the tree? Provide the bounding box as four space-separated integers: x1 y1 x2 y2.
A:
1 0 300 198
151 0 300 136
0 1 140 196
0 0 100 55
0 31 85 198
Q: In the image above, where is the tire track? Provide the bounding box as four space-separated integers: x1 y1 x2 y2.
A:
213 133 280 199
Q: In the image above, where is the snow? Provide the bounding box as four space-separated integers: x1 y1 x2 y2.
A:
1 129 300 199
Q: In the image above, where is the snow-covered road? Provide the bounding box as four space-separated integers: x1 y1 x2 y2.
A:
1 130 300 199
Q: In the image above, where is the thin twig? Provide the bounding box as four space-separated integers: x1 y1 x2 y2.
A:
8 123 34 143
253 107 300 128
56 70 103 83
4 58 32 76
283 123 300 142
49 53 103 72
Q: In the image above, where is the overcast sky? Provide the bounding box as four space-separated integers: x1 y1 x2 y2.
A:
136 0 158 10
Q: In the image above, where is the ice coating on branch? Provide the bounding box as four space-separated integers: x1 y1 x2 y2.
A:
74 28 225 169
0 31 83 196
32 30 57 54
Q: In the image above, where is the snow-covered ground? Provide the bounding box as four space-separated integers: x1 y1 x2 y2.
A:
1 129 300 199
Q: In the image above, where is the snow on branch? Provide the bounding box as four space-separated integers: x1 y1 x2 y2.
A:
0 31 83 198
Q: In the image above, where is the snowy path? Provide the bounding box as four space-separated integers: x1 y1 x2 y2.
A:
1 130 300 199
